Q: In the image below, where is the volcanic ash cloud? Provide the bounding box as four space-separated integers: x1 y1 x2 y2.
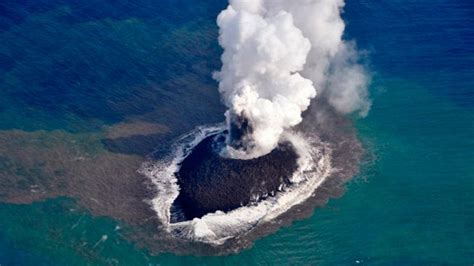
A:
213 0 371 159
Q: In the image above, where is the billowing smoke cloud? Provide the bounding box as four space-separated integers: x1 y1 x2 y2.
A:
214 0 370 159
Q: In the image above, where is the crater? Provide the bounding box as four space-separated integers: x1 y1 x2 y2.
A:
171 133 299 222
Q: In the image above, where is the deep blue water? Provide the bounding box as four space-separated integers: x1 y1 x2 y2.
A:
0 0 473 264
344 0 474 107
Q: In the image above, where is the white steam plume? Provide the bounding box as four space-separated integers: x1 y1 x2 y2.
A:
214 0 370 159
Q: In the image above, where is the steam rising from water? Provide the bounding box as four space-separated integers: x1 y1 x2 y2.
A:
140 0 370 250
214 0 370 159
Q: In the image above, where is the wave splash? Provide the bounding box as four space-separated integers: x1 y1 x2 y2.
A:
140 124 332 245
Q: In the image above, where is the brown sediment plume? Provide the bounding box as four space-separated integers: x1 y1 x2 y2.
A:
130 99 366 256
104 121 169 139
0 98 366 255
0 123 161 227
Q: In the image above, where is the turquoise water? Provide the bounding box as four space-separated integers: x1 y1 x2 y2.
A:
0 0 473 265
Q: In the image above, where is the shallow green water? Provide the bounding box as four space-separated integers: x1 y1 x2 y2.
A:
0 0 473 264
1 76 472 265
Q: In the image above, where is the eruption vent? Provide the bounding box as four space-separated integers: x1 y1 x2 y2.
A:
214 0 370 159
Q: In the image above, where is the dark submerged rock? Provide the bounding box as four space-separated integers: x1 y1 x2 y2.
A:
173 134 299 222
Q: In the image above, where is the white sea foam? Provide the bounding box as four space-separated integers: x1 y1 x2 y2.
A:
140 125 332 245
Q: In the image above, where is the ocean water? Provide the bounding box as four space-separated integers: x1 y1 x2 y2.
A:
0 0 473 265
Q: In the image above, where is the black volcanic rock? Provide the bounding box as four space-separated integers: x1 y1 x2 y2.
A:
173 134 299 222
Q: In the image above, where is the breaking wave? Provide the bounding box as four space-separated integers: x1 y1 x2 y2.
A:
140 124 333 245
